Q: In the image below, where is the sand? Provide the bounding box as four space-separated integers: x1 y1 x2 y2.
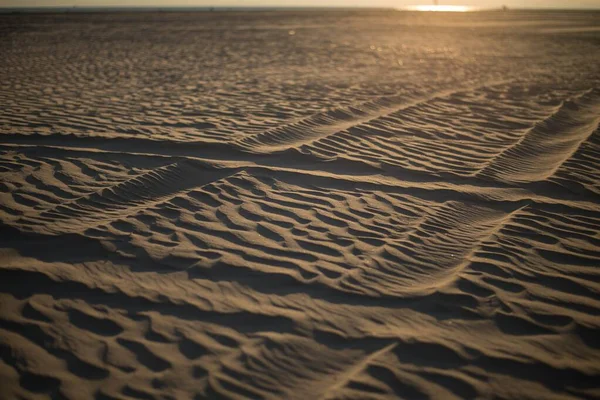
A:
1 9 599 400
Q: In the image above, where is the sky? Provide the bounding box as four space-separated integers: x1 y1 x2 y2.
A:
1 0 599 8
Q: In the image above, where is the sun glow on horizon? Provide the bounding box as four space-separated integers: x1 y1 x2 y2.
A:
405 5 474 12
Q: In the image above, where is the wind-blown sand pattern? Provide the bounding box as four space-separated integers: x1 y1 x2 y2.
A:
1 9 600 400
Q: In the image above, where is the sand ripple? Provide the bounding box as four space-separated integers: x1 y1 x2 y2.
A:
1 10 600 400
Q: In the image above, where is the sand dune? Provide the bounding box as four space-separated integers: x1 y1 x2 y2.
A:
1 9 600 400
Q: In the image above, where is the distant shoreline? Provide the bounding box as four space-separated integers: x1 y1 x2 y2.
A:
1 6 600 14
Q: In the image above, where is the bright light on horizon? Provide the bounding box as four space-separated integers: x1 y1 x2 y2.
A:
405 5 474 12
2 0 600 9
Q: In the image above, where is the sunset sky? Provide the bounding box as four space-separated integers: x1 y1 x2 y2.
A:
1 0 599 8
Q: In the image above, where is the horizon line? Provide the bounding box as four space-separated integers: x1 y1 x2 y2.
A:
2 5 600 11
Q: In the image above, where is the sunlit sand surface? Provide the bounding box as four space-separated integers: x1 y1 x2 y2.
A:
1 8 599 400
405 5 473 12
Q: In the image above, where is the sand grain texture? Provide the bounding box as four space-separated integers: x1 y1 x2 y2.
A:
1 9 600 400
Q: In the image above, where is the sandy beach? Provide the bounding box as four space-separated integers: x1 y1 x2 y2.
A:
1 9 599 399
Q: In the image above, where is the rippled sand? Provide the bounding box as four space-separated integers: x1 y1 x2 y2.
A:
1 9 599 400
